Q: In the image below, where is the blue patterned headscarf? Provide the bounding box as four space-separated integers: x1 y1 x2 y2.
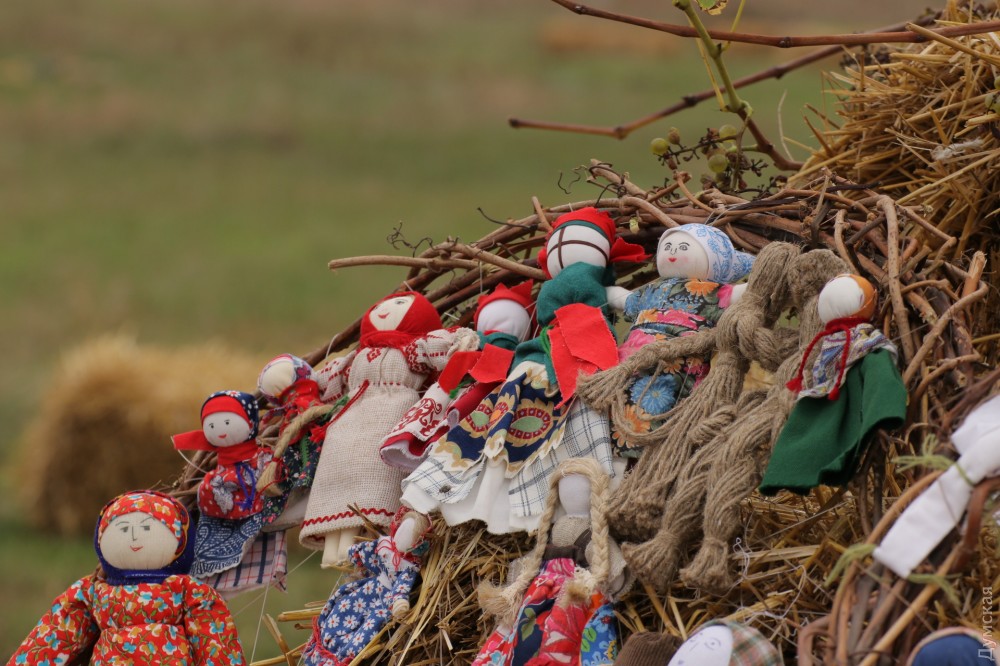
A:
660 224 754 283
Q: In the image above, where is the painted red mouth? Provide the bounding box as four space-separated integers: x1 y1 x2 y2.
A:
668 257 677 262
377 312 390 319
130 545 143 552
218 433 227 439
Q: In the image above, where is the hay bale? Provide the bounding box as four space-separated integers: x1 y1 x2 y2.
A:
12 335 263 536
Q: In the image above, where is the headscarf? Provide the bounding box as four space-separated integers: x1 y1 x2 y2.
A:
660 224 755 283
94 490 194 585
473 281 535 331
172 390 261 464
358 291 442 352
536 207 647 279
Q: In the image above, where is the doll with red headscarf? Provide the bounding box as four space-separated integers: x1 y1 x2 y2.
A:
8 490 245 666
402 208 645 534
173 390 273 578
300 292 479 567
379 281 535 472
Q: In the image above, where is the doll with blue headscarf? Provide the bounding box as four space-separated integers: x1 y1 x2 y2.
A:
605 224 754 454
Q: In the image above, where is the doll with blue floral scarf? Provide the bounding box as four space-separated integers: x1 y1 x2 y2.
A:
301 509 432 666
604 224 754 454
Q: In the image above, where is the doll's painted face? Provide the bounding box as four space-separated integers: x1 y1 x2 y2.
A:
370 295 416 331
477 300 532 340
203 411 252 447
657 231 709 279
545 225 610 278
667 625 734 666
99 511 180 570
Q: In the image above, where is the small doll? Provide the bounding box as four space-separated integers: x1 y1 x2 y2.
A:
380 281 535 472
300 509 432 666
8 490 245 666
874 392 1000 578
666 621 783 666
173 390 272 577
256 354 343 528
473 458 628 666
402 208 645 534
604 223 754 453
300 291 479 567
759 274 906 495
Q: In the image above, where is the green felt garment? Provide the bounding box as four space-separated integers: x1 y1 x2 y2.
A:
759 349 906 496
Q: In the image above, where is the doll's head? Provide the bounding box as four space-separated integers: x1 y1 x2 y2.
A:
258 354 316 404
359 292 442 349
389 508 432 556
536 207 646 279
94 490 194 585
474 281 535 340
200 391 259 448
816 274 877 324
557 473 592 518
667 621 782 666
657 224 754 283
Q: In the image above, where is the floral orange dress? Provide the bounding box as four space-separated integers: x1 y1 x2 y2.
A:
8 574 245 666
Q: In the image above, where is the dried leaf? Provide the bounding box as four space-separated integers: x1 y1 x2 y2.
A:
696 0 728 15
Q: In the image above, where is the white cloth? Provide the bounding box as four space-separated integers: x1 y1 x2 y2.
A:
874 394 1000 578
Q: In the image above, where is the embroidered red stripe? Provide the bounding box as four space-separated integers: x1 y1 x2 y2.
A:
302 507 395 527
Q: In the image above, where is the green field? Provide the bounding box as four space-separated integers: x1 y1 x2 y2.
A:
0 0 930 659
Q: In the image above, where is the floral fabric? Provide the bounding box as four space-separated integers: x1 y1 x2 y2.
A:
614 277 731 454
301 537 420 666
472 558 618 666
798 322 897 399
8 574 244 666
198 447 271 521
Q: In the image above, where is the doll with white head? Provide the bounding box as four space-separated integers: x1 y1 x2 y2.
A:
760 273 904 495
667 621 783 666
300 509 432 666
381 282 535 472
605 224 754 453
403 208 645 535
172 390 273 578
300 291 479 567
254 353 341 529
10 490 245 665
472 457 628 666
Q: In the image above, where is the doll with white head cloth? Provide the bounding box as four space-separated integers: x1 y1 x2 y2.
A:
473 457 628 666
604 224 754 454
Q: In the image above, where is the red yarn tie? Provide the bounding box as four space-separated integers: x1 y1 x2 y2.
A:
786 317 868 400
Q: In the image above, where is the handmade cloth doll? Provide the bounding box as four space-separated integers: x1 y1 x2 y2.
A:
402 208 646 534
173 390 272 578
380 281 534 472
874 392 1000 578
759 274 906 495
8 490 245 666
300 509 432 666
906 627 996 666
666 621 783 666
604 224 754 453
473 458 627 666
300 291 479 566
255 354 344 528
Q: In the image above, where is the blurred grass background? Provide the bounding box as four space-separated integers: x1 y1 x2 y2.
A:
0 0 931 659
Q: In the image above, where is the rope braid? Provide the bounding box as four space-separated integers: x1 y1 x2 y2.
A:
256 403 338 496
604 242 801 542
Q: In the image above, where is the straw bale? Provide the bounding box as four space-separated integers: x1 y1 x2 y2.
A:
14 334 262 536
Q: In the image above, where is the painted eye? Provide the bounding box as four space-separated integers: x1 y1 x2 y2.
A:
120 526 129 533
679 243 689 251
209 423 214 429
224 419 230 426
142 525 150 531
395 299 406 305
663 242 672 250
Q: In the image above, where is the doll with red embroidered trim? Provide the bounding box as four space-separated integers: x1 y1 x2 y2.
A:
254 354 348 529
300 292 479 567
173 390 273 578
380 281 535 472
759 274 906 495
300 509 432 666
8 490 245 666
402 208 646 534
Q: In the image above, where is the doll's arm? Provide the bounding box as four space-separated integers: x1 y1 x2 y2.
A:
315 351 357 403
181 577 246 666
9 577 101 666
605 286 632 312
389 566 420 619
348 539 381 574
411 328 480 373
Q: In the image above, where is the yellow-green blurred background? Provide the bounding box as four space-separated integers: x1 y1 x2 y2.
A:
0 0 931 660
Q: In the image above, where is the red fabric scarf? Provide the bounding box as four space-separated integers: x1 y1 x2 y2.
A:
358 291 442 352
